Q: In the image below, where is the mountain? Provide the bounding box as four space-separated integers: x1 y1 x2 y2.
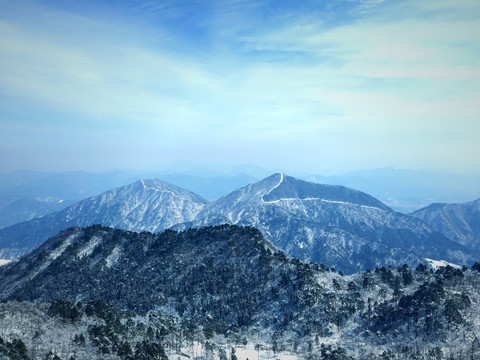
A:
177 173 477 273
411 198 480 251
305 167 480 213
0 179 208 259
0 170 257 227
1 224 479 359
0 195 77 229
0 170 142 227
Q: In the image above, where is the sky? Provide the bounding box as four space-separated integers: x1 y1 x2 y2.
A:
0 0 479 175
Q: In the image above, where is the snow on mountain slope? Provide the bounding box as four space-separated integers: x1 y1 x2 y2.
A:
1 173 477 273
179 173 476 273
0 179 208 259
411 198 480 250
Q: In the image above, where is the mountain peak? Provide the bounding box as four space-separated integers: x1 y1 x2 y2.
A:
259 173 389 210
129 178 208 203
0 178 209 259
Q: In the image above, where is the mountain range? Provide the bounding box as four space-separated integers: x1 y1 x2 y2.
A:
307 167 480 213
177 173 476 273
0 173 477 273
411 198 480 251
2 166 480 228
0 170 256 228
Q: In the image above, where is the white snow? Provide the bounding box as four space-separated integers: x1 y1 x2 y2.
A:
140 179 179 197
261 173 284 203
0 259 11 266
49 233 78 261
105 245 122 268
77 236 102 258
425 258 462 270
175 341 299 360
27 233 80 281
262 197 380 209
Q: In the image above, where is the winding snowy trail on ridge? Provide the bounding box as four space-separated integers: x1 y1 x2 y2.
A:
261 172 284 203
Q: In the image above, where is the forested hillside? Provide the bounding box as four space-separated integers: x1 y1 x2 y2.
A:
1 225 479 359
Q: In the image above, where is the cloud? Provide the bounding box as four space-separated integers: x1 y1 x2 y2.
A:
0 0 479 173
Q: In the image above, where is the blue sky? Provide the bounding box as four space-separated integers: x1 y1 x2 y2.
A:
1 0 479 174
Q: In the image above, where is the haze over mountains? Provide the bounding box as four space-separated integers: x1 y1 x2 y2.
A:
0 173 478 273
307 167 480 213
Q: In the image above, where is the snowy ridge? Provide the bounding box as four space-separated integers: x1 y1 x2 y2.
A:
186 173 476 273
261 172 284 203
140 179 179 198
0 178 209 259
262 197 382 210
2 225 480 359
411 198 480 250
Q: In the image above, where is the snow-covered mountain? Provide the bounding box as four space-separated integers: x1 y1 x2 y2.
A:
177 173 476 273
0 179 208 259
411 198 480 251
1 224 480 359
1 173 477 273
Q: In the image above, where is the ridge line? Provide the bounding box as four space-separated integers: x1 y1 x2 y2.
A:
261 173 284 203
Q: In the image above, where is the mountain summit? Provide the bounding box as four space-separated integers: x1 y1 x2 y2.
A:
261 173 389 209
0 178 208 259
179 173 475 273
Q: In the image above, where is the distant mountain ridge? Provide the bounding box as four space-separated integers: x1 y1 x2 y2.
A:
0 178 208 259
0 195 77 229
0 173 477 273
306 167 480 213
176 173 476 273
411 198 480 250
0 170 257 227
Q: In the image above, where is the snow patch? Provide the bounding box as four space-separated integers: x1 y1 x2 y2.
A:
49 233 78 261
28 233 80 281
425 258 462 270
77 236 102 258
105 245 122 268
0 259 11 266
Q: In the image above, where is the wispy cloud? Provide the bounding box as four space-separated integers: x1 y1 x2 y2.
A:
0 0 479 172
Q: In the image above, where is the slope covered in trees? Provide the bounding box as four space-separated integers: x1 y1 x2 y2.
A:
1 225 480 359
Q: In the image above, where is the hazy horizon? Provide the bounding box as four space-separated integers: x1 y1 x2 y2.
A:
1 0 479 175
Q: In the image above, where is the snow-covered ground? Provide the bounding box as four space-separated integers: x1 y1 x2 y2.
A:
425 258 462 270
170 341 299 360
0 259 11 266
